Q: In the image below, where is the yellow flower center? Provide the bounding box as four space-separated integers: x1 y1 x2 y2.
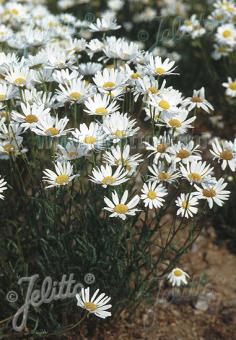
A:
131 72 141 79
55 174 69 185
46 127 59 136
124 160 132 172
219 150 233 160
25 114 38 123
102 176 116 185
173 269 183 277
182 200 189 209
84 301 97 311
176 149 190 159
226 4 234 13
10 8 19 15
95 107 108 115
188 172 202 182
69 92 81 100
114 130 126 137
155 67 165 75
223 29 232 38
202 188 216 198
157 143 168 153
229 82 236 90
3 143 15 153
67 151 78 158
169 118 182 128
192 96 202 103
0 93 6 101
147 191 157 199
14 77 26 86
219 46 227 53
158 172 171 181
103 81 116 89
84 136 96 144
159 100 170 110
148 86 158 94
114 203 128 214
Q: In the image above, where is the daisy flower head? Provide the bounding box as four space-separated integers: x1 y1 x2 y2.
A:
222 77 236 97
167 268 190 287
145 55 178 77
93 67 127 93
144 133 171 163
71 122 107 151
5 65 33 88
216 24 236 46
84 93 119 116
103 144 143 175
32 114 70 137
194 177 230 209
182 87 214 113
89 17 121 32
90 164 128 188
134 75 166 101
43 161 78 189
148 162 180 184
78 62 103 76
141 182 168 209
102 112 139 143
180 160 214 184
104 190 140 220
210 138 236 171
149 88 183 113
12 103 50 130
175 193 199 218
76 287 111 319
56 77 96 105
0 83 18 101
168 141 201 164
160 108 196 134
0 175 7 200
56 142 89 162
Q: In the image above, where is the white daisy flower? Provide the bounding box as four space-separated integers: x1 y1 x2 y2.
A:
71 122 107 150
149 88 183 113
78 62 102 76
32 115 70 137
175 193 199 218
5 65 33 88
167 268 190 287
103 144 143 175
102 112 139 143
104 190 140 220
194 178 230 209
180 160 214 184
160 109 196 134
0 175 7 200
145 55 177 77
89 17 121 32
56 77 95 104
216 24 236 46
148 162 180 184
168 141 201 164
210 138 236 171
84 93 119 116
141 182 168 209
182 87 214 113
144 133 171 163
222 77 236 97
43 161 78 189
76 287 112 319
52 69 79 84
12 103 50 130
0 83 18 101
90 164 128 188
56 142 89 162
93 68 127 93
